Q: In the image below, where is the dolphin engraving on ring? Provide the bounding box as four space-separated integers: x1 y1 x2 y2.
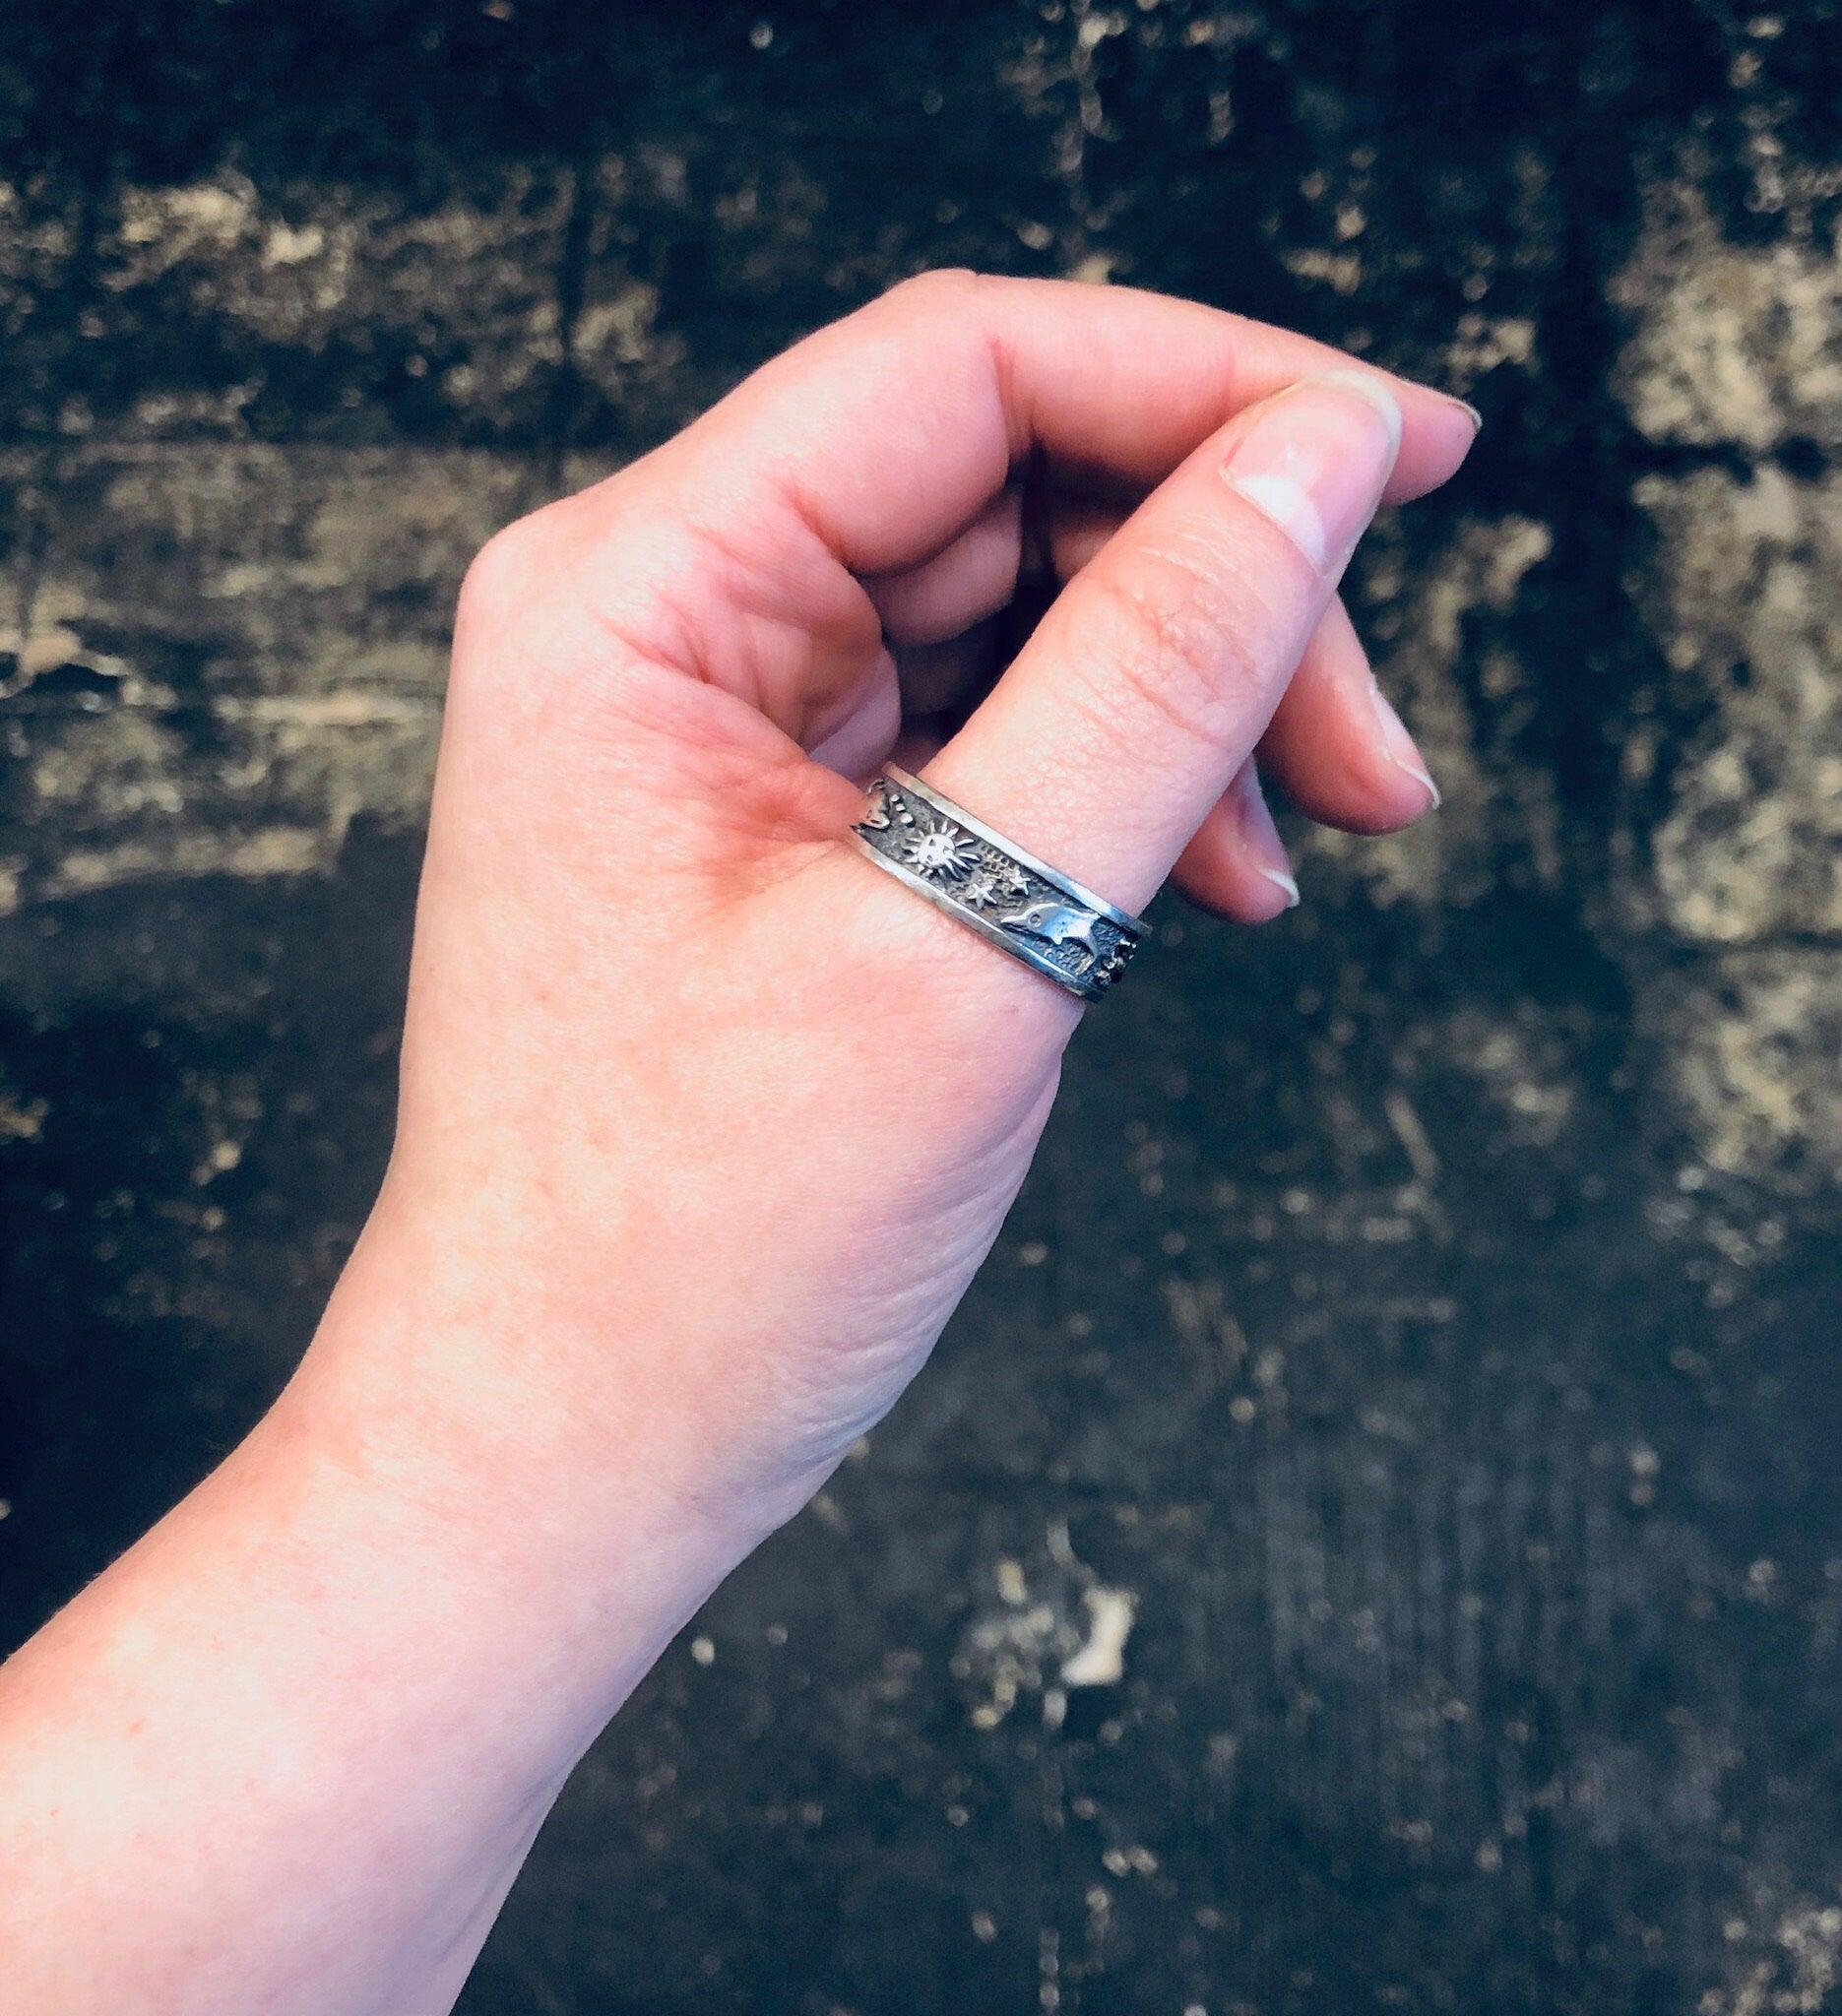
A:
997 900 1105 971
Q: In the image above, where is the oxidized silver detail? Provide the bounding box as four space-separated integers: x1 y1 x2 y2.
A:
848 767 1150 1003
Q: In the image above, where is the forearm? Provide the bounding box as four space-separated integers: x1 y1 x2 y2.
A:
0 1219 752 2016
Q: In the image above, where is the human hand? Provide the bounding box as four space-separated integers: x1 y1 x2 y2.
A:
0 276 1478 2016
311 273 1477 1553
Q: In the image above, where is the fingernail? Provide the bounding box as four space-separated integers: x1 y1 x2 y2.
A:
1221 371 1402 575
1449 396 1485 433
1258 863 1302 909
1368 677 1441 809
1233 765 1301 908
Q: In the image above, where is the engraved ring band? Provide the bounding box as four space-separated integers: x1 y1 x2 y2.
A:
848 766 1151 1004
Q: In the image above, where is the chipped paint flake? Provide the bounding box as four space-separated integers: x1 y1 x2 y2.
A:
1060 1587 1136 1689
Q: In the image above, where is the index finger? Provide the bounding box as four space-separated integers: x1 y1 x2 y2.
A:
653 271 1479 577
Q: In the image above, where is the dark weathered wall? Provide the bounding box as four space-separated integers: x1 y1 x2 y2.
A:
3 4 1840 2011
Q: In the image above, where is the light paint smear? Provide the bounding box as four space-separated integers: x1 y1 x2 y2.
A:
1060 1587 1136 1688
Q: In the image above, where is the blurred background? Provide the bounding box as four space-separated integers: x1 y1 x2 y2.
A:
2 2 1840 2010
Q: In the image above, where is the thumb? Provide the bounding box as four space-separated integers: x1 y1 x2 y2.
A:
921 372 1403 914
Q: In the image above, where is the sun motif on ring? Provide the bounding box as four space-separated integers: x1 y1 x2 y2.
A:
901 827 983 880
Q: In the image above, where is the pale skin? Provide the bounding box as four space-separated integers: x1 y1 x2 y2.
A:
0 273 1477 2013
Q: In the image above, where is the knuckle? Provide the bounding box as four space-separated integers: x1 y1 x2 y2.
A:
455 488 619 658
880 265 985 317
456 510 550 633
1076 547 1266 752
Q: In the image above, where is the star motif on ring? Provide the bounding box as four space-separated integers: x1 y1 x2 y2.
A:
901 826 983 881
959 867 1003 910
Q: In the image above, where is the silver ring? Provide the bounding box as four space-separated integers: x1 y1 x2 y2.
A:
848 767 1150 1003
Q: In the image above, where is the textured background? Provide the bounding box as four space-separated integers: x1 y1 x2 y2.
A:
3 4 1841 2011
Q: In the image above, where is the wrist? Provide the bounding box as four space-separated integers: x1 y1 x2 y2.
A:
278 1188 793 1696
0 1199 752 2016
